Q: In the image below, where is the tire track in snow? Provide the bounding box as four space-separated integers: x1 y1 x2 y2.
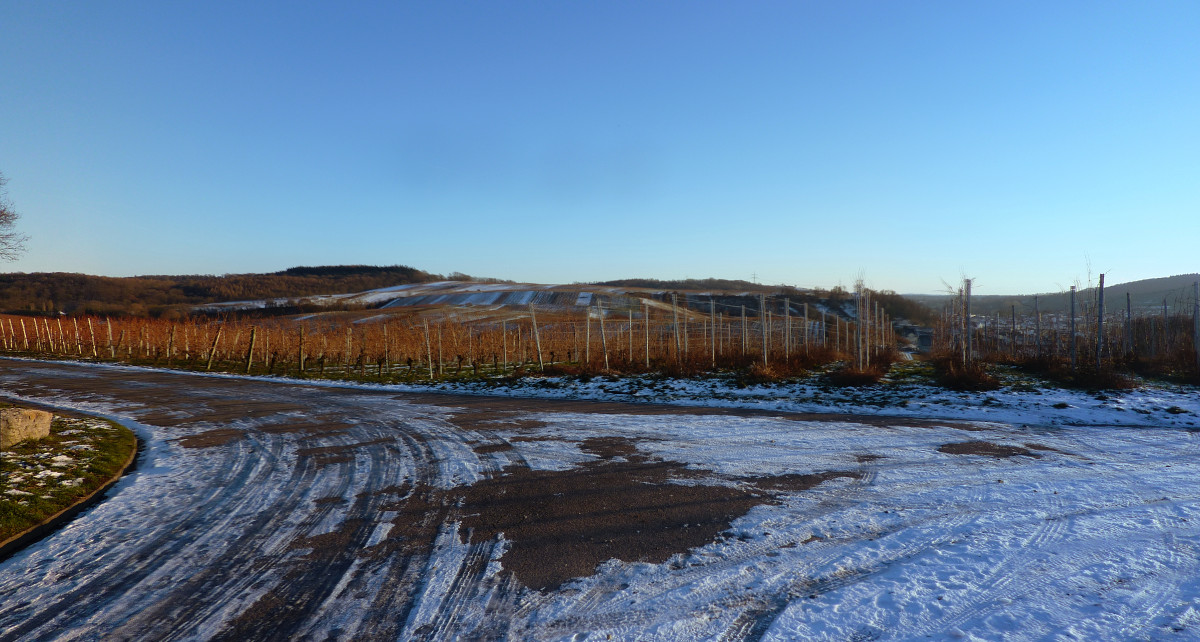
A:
2 424 291 641
6 359 1197 640
0 363 449 641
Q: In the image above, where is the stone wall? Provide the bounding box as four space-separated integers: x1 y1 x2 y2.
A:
0 408 53 449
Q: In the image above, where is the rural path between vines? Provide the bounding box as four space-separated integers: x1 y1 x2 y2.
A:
1 359 1199 641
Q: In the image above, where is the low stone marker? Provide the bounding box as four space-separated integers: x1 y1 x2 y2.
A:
0 408 53 448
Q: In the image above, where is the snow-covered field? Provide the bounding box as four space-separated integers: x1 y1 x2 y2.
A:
0 358 1198 640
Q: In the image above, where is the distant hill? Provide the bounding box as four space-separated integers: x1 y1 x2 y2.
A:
0 264 436 317
908 273 1200 316
0 265 941 326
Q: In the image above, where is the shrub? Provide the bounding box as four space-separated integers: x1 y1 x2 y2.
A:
933 356 1000 391
1017 355 1135 391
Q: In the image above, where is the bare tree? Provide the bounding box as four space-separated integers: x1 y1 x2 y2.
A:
0 172 28 261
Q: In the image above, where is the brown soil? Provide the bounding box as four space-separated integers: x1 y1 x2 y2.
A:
175 427 246 448
1024 442 1069 454
938 441 1040 459
375 436 861 592
472 442 515 455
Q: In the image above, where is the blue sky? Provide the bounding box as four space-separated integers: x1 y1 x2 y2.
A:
1 2 1197 294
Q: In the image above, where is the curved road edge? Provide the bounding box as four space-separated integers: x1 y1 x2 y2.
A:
0 416 141 563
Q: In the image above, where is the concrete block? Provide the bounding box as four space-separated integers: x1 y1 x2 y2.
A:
0 408 53 449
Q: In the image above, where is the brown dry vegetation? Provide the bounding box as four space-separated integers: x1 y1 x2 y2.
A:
933 278 1199 389
0 299 899 385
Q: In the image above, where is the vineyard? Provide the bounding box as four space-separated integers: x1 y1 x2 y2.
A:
0 286 899 382
933 276 1200 388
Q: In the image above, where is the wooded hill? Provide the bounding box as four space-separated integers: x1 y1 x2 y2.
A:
0 264 942 326
0 265 435 318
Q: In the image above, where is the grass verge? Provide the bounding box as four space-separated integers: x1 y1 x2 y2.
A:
0 412 137 544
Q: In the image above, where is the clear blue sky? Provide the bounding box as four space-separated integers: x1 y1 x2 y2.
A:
1 2 1197 294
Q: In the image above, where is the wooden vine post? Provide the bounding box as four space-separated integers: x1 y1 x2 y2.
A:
803 303 810 357
710 297 716 368
87 318 98 357
298 325 306 375
643 301 650 368
784 297 790 361
206 327 222 371
597 302 609 370
423 319 434 380
671 294 681 363
628 309 634 365
529 304 544 371
245 326 258 374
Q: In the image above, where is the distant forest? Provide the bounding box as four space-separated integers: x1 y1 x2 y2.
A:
0 265 435 318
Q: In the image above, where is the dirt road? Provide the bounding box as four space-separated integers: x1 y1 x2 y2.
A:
1 359 1198 641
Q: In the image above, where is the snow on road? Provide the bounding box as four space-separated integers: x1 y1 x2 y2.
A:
0 359 1198 640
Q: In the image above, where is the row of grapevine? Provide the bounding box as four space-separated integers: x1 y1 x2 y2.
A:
935 277 1199 382
0 289 899 380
